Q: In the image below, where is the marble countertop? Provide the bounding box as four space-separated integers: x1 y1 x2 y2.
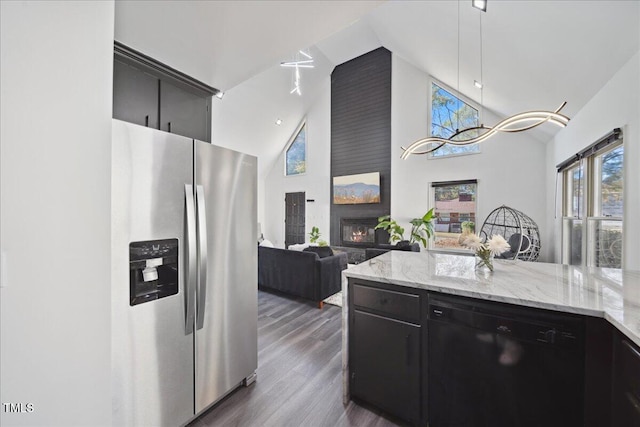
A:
343 251 640 347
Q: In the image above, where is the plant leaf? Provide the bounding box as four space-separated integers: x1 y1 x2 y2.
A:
423 208 434 221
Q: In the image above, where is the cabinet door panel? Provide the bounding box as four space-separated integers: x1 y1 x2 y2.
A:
113 60 159 128
613 336 640 427
160 80 209 142
350 310 420 424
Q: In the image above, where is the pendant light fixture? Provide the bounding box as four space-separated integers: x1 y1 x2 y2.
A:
281 50 315 96
402 0 570 159
472 0 487 12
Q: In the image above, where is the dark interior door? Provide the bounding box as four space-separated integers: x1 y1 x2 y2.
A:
285 192 305 248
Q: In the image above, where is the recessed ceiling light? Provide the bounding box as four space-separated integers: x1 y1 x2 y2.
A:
472 0 487 12
275 119 283 126
474 80 483 89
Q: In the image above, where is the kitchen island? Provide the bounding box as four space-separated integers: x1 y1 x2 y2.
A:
341 251 640 426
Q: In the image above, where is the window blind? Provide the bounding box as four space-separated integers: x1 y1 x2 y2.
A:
431 179 478 187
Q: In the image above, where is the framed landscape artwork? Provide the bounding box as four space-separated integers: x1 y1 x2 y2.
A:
333 172 381 204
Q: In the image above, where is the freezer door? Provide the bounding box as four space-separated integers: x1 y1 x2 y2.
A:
111 120 195 426
194 141 258 413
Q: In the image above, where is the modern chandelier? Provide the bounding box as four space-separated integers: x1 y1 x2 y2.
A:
280 50 314 96
401 0 570 159
401 103 570 158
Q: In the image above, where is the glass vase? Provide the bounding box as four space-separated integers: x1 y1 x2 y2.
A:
475 253 494 272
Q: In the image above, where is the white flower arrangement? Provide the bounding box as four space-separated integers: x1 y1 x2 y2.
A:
461 234 511 271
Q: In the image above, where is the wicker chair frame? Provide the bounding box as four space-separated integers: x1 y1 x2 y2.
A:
479 205 541 261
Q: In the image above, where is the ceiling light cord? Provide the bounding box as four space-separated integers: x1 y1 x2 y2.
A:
457 0 461 133
402 0 570 160
479 10 484 126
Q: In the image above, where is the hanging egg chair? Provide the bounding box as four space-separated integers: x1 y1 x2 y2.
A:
479 205 541 261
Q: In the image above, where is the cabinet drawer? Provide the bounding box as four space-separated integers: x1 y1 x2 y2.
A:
352 284 420 323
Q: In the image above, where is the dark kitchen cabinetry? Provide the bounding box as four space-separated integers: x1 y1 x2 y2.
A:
159 79 210 143
348 281 425 426
612 332 640 426
346 278 640 427
584 317 614 427
113 42 215 142
113 60 159 129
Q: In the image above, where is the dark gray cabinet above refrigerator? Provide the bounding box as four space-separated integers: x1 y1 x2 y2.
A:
113 41 216 143
113 60 159 129
160 78 210 143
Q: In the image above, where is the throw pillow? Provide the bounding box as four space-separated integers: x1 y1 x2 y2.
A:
287 243 309 251
259 239 274 248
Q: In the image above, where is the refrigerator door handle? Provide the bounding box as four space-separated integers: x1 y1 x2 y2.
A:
185 184 197 335
195 185 208 330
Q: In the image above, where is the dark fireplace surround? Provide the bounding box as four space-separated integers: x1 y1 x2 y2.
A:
339 217 385 248
330 48 392 261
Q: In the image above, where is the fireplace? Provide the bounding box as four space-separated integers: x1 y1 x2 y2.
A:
340 217 382 248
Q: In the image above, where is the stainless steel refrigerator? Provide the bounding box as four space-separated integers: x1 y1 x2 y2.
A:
111 119 258 426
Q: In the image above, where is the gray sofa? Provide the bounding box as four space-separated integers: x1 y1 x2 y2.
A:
258 246 348 308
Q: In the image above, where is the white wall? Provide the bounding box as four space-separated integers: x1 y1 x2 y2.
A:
0 2 113 425
264 78 332 248
262 54 550 257
210 47 334 229
263 54 549 260
391 55 550 258
545 50 640 270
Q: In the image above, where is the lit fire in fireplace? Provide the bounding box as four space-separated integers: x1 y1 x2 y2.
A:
351 229 367 242
340 218 378 247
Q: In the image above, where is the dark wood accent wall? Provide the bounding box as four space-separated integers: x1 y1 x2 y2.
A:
330 48 392 245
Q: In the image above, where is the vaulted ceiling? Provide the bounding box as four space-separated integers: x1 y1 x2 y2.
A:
115 1 640 179
115 0 384 90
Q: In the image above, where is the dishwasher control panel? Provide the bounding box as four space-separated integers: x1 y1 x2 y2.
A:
428 295 584 350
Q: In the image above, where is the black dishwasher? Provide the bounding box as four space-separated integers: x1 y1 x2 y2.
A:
428 295 585 427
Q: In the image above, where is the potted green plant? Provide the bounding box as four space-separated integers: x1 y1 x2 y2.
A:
458 221 475 245
461 221 475 234
309 226 321 244
409 208 435 248
375 215 406 243
375 208 435 248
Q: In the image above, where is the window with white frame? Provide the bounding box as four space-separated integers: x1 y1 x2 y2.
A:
429 80 480 158
285 122 306 176
560 130 623 268
431 180 478 251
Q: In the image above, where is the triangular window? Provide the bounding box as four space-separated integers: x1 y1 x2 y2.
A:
430 81 480 158
286 124 306 176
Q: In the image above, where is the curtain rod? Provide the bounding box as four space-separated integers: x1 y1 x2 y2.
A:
556 128 622 173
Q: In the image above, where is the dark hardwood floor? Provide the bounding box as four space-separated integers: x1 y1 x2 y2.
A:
189 290 401 427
